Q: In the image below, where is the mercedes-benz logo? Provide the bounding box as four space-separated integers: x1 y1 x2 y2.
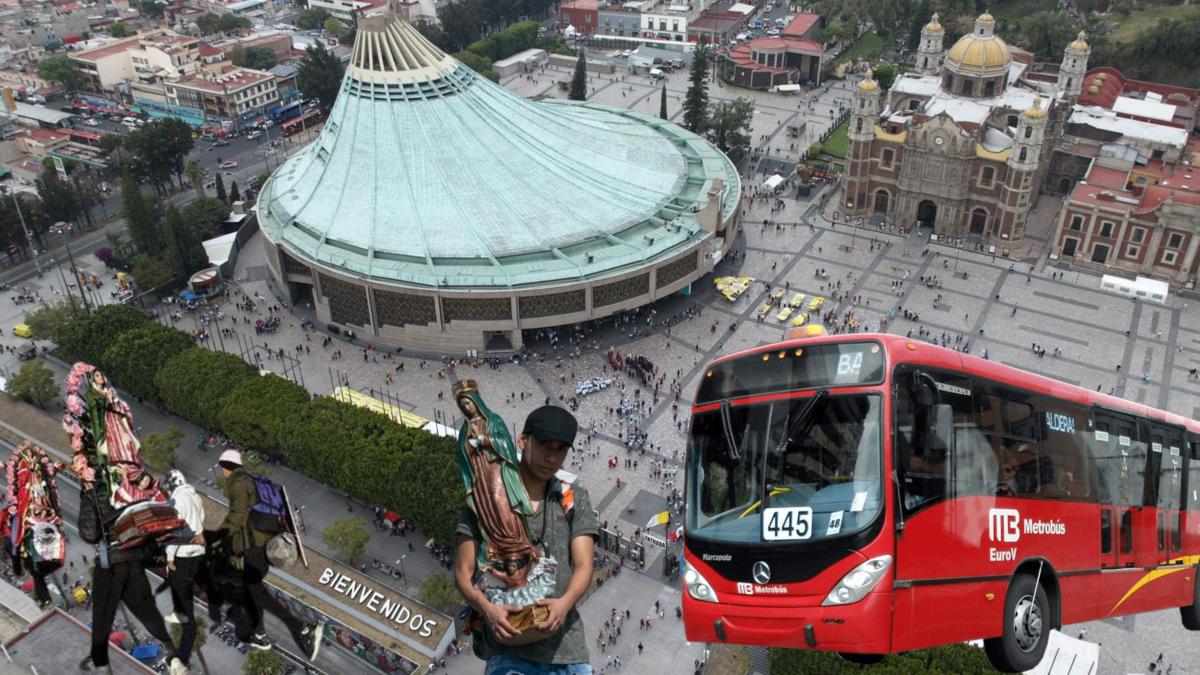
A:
752 561 771 584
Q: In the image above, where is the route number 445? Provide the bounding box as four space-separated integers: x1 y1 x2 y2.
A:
763 506 813 541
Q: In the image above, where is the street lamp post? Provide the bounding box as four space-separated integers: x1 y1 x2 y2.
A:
50 222 91 314
295 505 306 533
396 554 407 582
6 187 41 277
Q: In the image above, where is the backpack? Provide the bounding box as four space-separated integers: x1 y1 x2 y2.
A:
248 474 287 534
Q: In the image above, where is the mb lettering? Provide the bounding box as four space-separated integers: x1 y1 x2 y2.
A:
319 567 437 637
737 582 786 596
986 509 1067 562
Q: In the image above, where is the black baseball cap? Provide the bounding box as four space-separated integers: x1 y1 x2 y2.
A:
522 406 578 447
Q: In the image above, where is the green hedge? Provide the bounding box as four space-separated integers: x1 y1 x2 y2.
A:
155 348 258 430
218 374 311 456
60 304 154 367
52 307 464 545
770 644 996 674
101 323 196 404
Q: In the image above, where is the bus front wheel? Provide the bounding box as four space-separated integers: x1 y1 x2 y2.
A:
1181 567 1200 630
984 574 1051 673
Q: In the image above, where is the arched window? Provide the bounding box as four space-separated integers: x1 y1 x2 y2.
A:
1019 148 1028 162
856 118 863 133
984 80 995 96
1024 125 1033 139
1066 77 1073 90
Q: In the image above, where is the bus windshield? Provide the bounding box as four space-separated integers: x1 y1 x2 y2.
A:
687 393 883 545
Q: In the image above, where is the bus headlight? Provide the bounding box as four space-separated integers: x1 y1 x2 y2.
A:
822 555 892 606
683 561 720 603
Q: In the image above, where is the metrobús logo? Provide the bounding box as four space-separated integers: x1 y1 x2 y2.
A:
736 582 787 595
986 508 1066 562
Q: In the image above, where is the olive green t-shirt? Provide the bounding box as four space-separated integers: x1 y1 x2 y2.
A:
457 482 598 665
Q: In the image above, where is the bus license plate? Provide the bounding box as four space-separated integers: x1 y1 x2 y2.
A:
763 506 813 541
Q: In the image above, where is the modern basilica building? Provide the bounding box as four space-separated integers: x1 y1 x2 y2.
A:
256 10 741 352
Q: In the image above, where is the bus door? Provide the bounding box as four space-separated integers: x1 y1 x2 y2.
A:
1093 412 1146 570
1148 423 1186 563
1186 435 1200 554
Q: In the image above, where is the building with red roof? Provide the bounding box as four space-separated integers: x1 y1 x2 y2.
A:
716 12 825 89
1053 146 1200 286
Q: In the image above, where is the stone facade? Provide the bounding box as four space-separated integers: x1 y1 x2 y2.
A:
844 14 1064 243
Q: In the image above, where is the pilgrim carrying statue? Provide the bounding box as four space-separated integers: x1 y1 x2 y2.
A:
454 380 555 642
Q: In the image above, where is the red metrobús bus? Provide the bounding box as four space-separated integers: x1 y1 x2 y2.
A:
682 331 1200 672
282 109 323 137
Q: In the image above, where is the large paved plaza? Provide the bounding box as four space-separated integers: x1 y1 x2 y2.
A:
1 55 1198 675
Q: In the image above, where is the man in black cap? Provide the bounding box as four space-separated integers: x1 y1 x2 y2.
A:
455 405 598 674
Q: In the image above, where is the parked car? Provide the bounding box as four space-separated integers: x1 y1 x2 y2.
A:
212 138 230 147
219 160 238 169
246 130 262 140
83 118 100 126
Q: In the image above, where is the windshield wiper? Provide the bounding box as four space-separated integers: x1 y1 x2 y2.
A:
774 388 828 457
762 389 828 511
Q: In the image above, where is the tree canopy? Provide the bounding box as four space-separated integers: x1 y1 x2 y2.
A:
141 426 183 471
59 303 150 366
6 358 57 409
100 323 196 403
37 56 81 94
297 42 344 110
119 169 162 255
24 295 82 346
683 40 710 133
569 52 588 101
219 374 311 455
294 7 331 30
707 98 754 164
155 347 257 430
323 517 370 563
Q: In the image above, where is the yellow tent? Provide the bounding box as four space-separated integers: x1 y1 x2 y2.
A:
12 323 32 338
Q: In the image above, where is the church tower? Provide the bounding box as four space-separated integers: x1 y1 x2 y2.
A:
1058 31 1090 105
844 77 880 217
998 100 1048 241
915 13 945 77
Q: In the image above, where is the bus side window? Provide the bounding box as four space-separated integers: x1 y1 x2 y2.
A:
1037 402 1092 501
977 386 1040 497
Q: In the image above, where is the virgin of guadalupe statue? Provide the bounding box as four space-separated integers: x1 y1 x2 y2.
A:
62 362 160 508
453 380 540 589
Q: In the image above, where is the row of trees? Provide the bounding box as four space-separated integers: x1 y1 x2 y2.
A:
195 12 252 37
417 0 560 53
423 20 570 83
770 644 998 674
26 303 465 545
119 169 233 289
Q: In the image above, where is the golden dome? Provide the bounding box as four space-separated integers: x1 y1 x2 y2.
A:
924 12 942 32
857 78 879 92
978 12 994 21
1068 30 1089 51
1024 100 1047 119
945 32 1012 71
